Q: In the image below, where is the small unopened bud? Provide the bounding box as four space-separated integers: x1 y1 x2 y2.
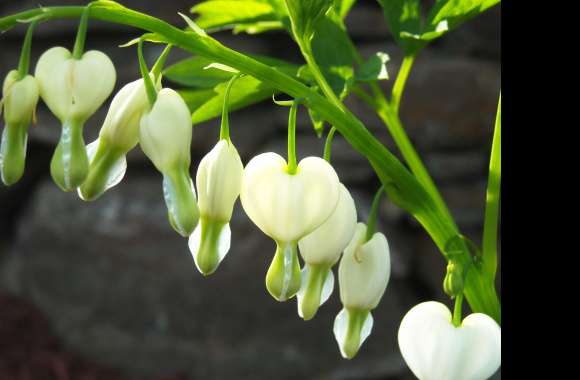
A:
443 261 464 298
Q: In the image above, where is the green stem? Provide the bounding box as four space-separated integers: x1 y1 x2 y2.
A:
72 6 90 59
219 73 242 142
482 94 501 279
323 126 337 163
17 20 37 79
391 54 415 112
452 293 464 327
0 4 499 322
151 44 173 81
366 185 385 241
286 100 298 174
138 39 157 107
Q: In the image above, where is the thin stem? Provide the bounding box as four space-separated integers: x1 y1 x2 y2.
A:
151 44 173 81
72 6 90 59
138 39 157 107
452 293 464 327
286 100 298 174
366 186 385 241
323 127 337 163
482 94 501 278
220 73 242 142
391 55 415 112
17 20 37 79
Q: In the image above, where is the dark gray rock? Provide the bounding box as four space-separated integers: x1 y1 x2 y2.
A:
0 174 418 379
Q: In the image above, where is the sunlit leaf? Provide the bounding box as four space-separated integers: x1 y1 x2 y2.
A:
191 0 278 32
356 51 390 82
376 0 423 53
285 0 334 40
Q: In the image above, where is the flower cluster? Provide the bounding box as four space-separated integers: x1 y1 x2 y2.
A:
0 9 501 377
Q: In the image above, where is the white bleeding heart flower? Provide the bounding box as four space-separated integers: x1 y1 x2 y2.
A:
34 46 116 191
139 87 199 237
1 70 39 185
296 183 357 320
240 152 340 301
398 301 501 380
78 77 160 201
334 222 390 359
189 139 244 275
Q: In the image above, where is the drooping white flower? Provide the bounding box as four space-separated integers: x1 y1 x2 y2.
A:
334 222 390 359
1 70 39 185
240 152 340 301
139 88 199 237
398 301 501 380
78 77 159 201
35 46 116 191
296 183 357 320
189 139 244 275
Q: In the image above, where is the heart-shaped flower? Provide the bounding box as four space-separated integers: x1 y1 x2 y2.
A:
334 222 390 359
78 77 160 201
140 87 199 237
240 152 340 301
189 139 244 275
398 301 501 380
35 46 116 191
1 70 39 185
296 183 357 320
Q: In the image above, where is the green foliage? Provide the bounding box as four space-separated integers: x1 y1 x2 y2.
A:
191 0 280 32
356 52 390 82
165 54 300 124
377 0 423 53
378 0 500 51
284 0 334 41
310 14 355 99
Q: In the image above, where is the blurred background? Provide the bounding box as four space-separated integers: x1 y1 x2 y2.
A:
0 0 501 379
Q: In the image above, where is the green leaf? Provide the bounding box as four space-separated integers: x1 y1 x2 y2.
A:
393 0 501 43
188 75 279 125
164 54 299 88
310 15 355 99
356 51 390 82
233 20 284 34
377 0 423 53
336 0 357 19
427 0 500 32
191 0 277 31
284 0 334 40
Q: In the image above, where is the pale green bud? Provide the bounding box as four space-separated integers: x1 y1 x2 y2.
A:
240 152 340 301
0 70 39 185
35 46 116 191
333 222 391 359
189 139 243 275
296 183 357 320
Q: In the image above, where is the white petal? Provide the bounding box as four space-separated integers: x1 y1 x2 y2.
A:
299 183 357 265
339 223 391 309
333 308 374 359
188 222 232 274
139 88 192 172
196 140 243 221
77 138 127 200
35 47 73 120
240 153 340 242
398 301 501 380
296 266 335 319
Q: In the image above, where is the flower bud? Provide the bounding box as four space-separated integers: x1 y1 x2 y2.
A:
189 139 243 275
297 183 357 320
140 88 199 237
78 78 159 201
334 222 390 359
443 261 464 298
398 301 501 380
240 152 340 301
1 70 39 185
35 46 116 191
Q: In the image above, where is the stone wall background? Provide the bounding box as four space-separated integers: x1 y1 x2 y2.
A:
0 0 501 379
